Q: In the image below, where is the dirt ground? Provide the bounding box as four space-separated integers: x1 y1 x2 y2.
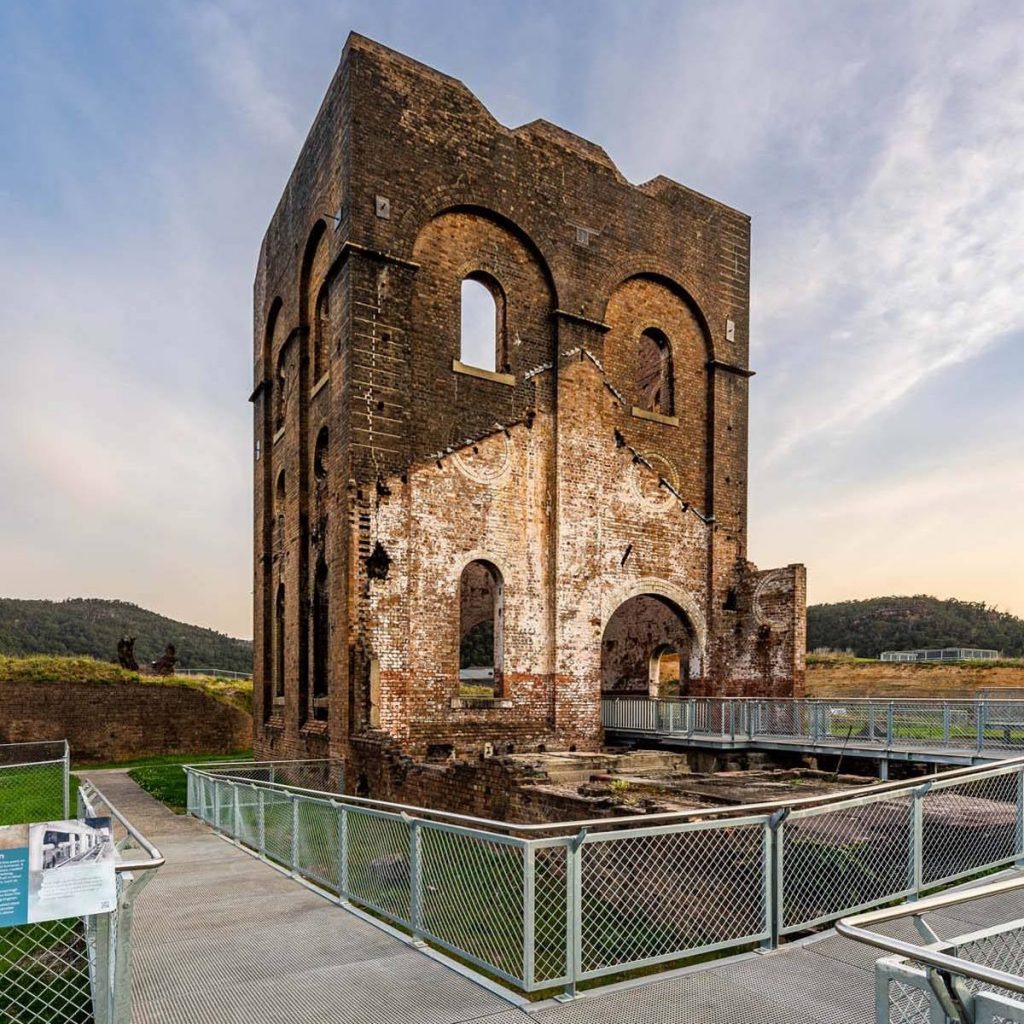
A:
806 660 1024 699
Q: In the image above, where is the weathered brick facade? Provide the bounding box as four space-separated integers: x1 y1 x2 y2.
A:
251 34 806 786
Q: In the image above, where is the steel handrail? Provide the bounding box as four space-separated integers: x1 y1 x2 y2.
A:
837 874 1024 997
613 696 1024 703
79 779 165 873
186 751 1024 836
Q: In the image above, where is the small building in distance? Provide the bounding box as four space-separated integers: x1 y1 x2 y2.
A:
880 648 1000 663
250 34 807 796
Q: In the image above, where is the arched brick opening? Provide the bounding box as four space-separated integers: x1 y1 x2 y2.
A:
601 593 696 697
458 559 504 697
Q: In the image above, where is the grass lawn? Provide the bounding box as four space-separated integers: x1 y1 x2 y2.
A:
0 762 69 826
126 751 252 814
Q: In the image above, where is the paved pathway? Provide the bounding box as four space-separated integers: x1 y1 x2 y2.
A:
87 771 1024 1024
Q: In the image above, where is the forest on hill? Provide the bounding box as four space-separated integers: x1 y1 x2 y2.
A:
807 596 1024 659
0 598 252 673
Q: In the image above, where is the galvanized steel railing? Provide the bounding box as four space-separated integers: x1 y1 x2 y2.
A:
186 750 1024 994
839 875 1024 1023
0 752 162 1024
603 696 1024 756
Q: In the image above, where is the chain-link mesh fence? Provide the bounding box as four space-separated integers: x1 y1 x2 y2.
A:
0 741 68 826
186 752 1024 995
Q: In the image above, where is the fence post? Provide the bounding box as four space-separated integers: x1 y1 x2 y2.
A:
91 911 114 1024
213 779 220 831
766 808 788 948
232 782 240 842
977 701 986 753
942 703 951 746
63 740 70 819
337 802 349 901
258 787 266 859
911 783 929 897
563 829 586 999
522 842 536 991
868 702 876 743
290 794 300 876
887 702 895 749
409 817 423 940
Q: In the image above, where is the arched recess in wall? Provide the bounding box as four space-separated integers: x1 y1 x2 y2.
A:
311 556 329 720
274 584 286 701
458 558 504 698
601 593 698 696
411 206 559 388
299 220 332 384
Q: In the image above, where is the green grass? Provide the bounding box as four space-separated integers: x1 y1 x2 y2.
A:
0 920 92 1022
0 653 253 714
80 749 252 772
127 752 252 814
0 763 68 826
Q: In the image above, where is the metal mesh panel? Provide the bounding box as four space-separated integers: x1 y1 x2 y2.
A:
0 759 67 826
781 794 913 931
262 788 295 868
533 844 569 984
887 977 933 1024
579 819 768 975
419 824 525 982
922 772 1020 886
0 917 94 1023
345 808 411 924
214 780 234 832
296 797 339 890
236 785 262 849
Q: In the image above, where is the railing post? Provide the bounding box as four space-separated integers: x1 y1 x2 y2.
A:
290 794 300 876
765 808 788 949
63 739 70 819
91 911 114 1024
522 843 536 991
911 783 929 897
409 818 423 939
687 698 695 739
868 702 876 743
258 787 266 858
1017 769 1024 866
338 802 349 901
232 782 240 842
213 778 220 831
942 702 951 746
977 701 986 753
887 701 895 749
563 829 586 999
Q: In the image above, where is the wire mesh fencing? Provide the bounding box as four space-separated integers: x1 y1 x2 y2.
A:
0 740 69 826
604 696 1024 756
188 753 1024 995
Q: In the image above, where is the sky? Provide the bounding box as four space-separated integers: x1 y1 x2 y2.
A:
0 0 1021 639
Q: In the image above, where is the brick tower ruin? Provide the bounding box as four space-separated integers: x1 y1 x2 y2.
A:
251 34 806 794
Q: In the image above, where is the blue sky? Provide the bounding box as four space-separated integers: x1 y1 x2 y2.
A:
1 0 1021 638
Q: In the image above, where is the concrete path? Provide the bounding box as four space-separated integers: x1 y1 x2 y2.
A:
84 770 531 1024
87 771 1024 1024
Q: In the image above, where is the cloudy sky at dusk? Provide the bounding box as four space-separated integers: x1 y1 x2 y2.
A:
1 0 1021 638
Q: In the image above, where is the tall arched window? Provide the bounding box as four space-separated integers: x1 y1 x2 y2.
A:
313 283 330 382
312 557 329 719
459 275 504 372
274 347 287 433
274 584 285 700
637 328 674 416
458 559 504 697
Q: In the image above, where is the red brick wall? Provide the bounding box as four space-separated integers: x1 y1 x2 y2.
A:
0 681 252 763
250 34 807 785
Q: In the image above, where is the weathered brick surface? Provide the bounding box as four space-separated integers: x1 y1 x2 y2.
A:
0 681 251 763
250 34 806 788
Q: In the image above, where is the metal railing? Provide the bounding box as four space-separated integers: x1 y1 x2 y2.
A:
0 739 70 823
187 752 1024 994
602 696 1024 757
172 667 252 680
839 875 1024 1023
0 759 162 1024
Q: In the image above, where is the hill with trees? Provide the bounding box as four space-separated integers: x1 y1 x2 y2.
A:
0 598 252 674
807 596 1024 659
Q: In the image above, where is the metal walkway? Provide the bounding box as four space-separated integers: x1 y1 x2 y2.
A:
90 770 1024 1024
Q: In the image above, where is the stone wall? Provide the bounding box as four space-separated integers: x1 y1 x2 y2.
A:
0 680 252 763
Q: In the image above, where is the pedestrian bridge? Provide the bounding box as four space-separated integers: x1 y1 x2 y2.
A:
602 695 1024 772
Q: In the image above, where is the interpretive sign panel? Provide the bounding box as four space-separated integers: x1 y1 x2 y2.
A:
0 817 116 926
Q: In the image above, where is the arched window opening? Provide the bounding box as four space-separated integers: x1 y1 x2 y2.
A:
458 560 504 697
637 328 674 416
274 584 286 701
274 347 287 433
276 470 286 503
313 283 330 382
312 557 329 720
314 427 329 481
459 275 504 372
649 645 682 699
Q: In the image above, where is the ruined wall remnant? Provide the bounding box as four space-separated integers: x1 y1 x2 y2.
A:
250 34 806 792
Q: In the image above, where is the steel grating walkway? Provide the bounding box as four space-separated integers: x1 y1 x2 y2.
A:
88 771 1024 1024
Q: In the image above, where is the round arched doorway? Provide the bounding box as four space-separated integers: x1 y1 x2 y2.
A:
601 593 694 698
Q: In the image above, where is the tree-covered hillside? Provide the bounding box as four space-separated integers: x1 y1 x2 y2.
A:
0 598 252 673
807 596 1024 659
